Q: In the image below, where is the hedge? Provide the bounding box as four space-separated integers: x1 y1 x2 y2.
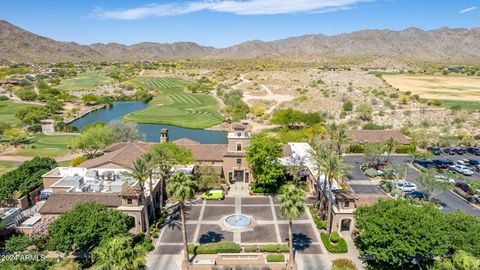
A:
244 244 288 253
187 241 241 255
266 254 285 263
309 206 327 229
320 233 348 253
395 143 416 154
348 144 364 153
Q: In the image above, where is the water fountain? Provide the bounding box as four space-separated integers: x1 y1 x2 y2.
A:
222 214 255 232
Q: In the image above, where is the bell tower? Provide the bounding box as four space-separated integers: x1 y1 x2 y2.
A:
160 129 169 143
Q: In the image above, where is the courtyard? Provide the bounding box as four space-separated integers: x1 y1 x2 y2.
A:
154 195 324 256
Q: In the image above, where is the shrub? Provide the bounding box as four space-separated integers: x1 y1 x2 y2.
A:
70 155 88 166
309 206 327 229
395 142 416 154
5 234 31 252
244 245 258 252
332 258 357 270
321 233 348 253
330 232 341 243
391 189 402 198
151 232 158 238
188 241 241 255
258 244 289 253
0 95 9 101
266 254 285 263
348 144 364 153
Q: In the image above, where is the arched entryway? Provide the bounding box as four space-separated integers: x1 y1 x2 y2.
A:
340 218 352 232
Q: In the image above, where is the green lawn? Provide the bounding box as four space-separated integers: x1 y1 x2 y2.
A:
13 134 77 157
55 70 111 91
435 100 480 110
0 100 40 125
0 160 17 175
123 77 223 129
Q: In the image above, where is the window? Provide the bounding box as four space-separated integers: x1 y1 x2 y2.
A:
127 198 132 205
228 171 233 180
236 143 242 151
237 159 242 166
344 202 350 208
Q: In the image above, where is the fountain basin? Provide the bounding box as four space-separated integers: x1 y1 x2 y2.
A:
221 214 256 232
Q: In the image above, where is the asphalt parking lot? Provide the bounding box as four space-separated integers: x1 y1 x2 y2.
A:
344 154 480 216
155 196 322 255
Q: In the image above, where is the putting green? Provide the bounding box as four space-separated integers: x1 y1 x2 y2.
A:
55 70 110 91
13 134 77 157
123 77 223 129
0 100 40 125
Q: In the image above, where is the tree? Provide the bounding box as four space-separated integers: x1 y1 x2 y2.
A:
108 121 145 142
356 103 373 121
324 153 350 236
92 235 146 270
330 125 351 155
246 134 285 189
124 158 151 236
278 184 306 265
364 142 384 165
417 168 452 201
3 128 27 147
150 142 194 211
194 165 224 191
82 94 99 104
309 141 331 214
73 125 115 158
384 137 398 162
444 211 480 256
167 172 196 264
271 108 322 128
48 202 130 253
355 199 451 269
430 250 480 270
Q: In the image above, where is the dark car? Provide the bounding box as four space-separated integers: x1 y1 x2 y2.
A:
468 159 480 166
414 160 436 169
467 147 480 155
433 159 451 169
455 148 466 155
443 148 455 155
455 182 474 195
428 147 442 155
405 191 428 200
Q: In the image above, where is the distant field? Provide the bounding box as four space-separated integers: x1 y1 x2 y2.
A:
383 75 480 102
0 160 17 175
55 70 110 91
0 100 40 125
13 134 77 157
123 77 223 129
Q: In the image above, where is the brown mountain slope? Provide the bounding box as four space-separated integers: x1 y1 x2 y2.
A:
1 20 479 63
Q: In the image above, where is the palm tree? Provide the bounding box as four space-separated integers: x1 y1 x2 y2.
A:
309 142 331 216
278 184 306 265
124 158 151 236
331 126 351 155
324 153 351 236
385 137 398 162
93 235 146 270
167 172 197 264
142 152 156 221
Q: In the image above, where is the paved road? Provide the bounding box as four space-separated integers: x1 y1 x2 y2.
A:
344 155 480 216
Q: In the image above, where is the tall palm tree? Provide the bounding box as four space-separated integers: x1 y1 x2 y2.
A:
124 158 151 236
278 184 306 265
93 235 146 270
385 137 398 162
167 172 197 264
324 154 351 236
142 152 156 221
309 141 332 216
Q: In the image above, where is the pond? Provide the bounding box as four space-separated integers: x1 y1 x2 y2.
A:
69 101 227 144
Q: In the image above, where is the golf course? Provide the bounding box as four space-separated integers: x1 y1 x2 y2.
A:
0 99 40 125
12 133 77 157
123 77 223 129
55 70 111 91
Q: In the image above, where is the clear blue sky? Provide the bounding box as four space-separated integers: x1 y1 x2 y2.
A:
1 0 479 48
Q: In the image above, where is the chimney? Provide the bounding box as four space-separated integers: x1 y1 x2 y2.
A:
160 129 169 143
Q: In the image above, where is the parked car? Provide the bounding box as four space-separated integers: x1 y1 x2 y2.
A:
455 148 466 155
414 160 436 169
395 181 417 192
405 191 428 200
455 182 474 195
443 148 455 155
450 165 474 176
468 159 479 166
466 147 480 156
432 159 451 169
201 189 225 200
428 147 442 155
434 174 455 184
455 160 468 166
371 162 388 170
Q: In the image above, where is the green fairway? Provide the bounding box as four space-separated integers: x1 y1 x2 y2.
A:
0 160 17 175
55 70 110 91
13 134 77 157
0 100 40 125
123 77 223 129
435 100 480 110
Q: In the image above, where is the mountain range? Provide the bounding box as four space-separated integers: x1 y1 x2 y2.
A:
1 20 479 63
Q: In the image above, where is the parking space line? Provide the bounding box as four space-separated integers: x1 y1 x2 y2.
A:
192 199 206 244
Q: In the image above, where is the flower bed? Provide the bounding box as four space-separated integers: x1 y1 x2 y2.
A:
309 206 327 229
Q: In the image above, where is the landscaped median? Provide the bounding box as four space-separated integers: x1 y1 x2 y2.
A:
188 242 289 255
309 206 348 253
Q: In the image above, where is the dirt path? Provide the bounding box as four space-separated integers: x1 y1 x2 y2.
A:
235 74 294 113
0 152 81 163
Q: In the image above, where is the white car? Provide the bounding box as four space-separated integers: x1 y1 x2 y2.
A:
434 174 455 184
451 165 474 176
395 181 417 192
